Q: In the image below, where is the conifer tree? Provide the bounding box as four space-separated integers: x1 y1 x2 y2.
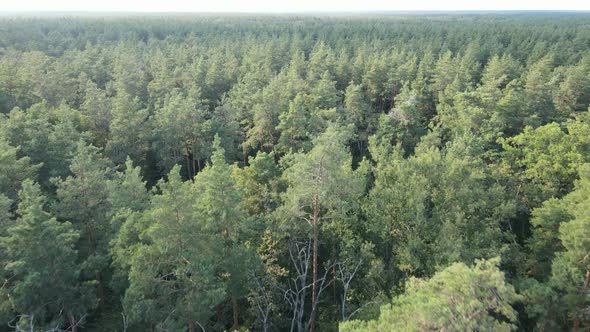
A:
0 181 92 331
124 166 225 331
52 142 114 307
0 139 40 199
106 91 151 167
277 125 366 332
109 158 151 294
194 136 257 329
341 258 521 332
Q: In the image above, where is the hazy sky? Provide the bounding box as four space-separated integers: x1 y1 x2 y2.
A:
2 0 590 12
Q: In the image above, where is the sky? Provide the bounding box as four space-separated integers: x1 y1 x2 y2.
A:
2 0 590 13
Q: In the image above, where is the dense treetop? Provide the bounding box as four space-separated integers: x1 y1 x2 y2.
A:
0 13 590 331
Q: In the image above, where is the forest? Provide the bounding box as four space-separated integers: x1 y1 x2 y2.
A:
0 13 590 331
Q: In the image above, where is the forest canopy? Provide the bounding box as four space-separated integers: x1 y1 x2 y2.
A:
0 13 590 331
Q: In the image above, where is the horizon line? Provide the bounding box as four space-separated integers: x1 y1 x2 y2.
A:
2 9 590 15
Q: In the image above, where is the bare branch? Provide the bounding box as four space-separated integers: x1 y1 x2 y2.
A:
347 300 383 321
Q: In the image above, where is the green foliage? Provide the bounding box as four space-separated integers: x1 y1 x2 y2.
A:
0 139 40 199
341 258 521 332
106 92 151 166
152 88 209 174
194 137 258 313
81 80 111 147
367 133 515 277
124 166 225 328
344 81 373 143
0 194 10 228
0 14 589 331
52 142 114 307
550 164 590 328
0 180 93 330
109 158 151 293
500 119 590 208
278 124 366 235
0 103 86 185
233 151 283 216
526 198 571 278
521 164 590 330
276 93 315 154
555 55 590 115
378 84 429 154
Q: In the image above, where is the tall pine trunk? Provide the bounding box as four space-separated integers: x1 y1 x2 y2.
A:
96 270 106 307
88 224 106 307
69 313 77 332
309 194 319 332
232 297 239 330
185 153 193 182
572 270 590 331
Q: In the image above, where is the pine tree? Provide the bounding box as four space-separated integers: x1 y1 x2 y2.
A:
554 55 590 115
341 258 521 332
0 180 92 331
152 88 209 177
106 91 151 167
124 166 225 331
52 142 114 307
276 93 314 154
277 125 366 332
81 80 112 147
0 139 40 199
109 157 151 294
550 164 590 330
344 81 374 154
0 103 83 186
233 151 283 216
194 136 257 329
